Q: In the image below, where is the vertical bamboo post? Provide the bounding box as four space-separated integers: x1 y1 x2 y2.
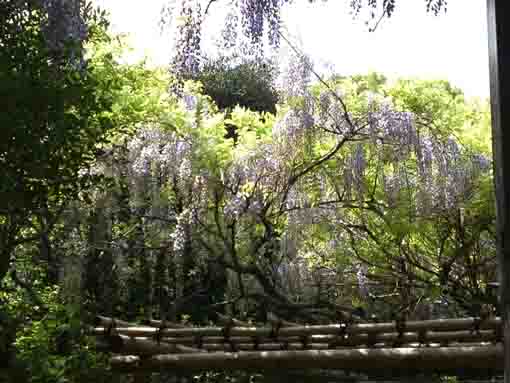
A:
487 1 510 382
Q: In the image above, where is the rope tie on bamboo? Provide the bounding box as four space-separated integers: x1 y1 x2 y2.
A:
328 322 348 349
194 334 203 349
392 317 406 348
103 318 120 352
300 334 310 349
417 327 427 347
105 318 116 337
222 321 237 352
252 336 261 350
269 319 282 340
470 317 482 335
153 320 167 345
367 331 377 348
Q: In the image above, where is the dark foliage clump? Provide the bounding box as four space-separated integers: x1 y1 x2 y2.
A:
191 55 279 115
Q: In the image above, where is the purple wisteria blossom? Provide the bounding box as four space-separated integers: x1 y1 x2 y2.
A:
128 127 191 178
352 144 366 198
223 142 282 220
273 110 307 143
356 263 369 298
318 91 332 126
220 9 240 51
382 171 401 208
282 52 313 102
343 167 353 201
238 0 291 47
171 208 192 256
224 193 246 219
369 105 417 162
171 0 202 78
416 136 434 177
183 94 198 111
471 154 491 174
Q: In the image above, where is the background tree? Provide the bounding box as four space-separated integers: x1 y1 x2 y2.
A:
190 55 278 115
188 54 279 139
0 1 112 379
76 51 494 326
0 1 180 380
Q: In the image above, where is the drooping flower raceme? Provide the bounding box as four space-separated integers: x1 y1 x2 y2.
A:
171 0 203 79
128 127 191 179
171 208 192 256
356 263 369 298
238 0 292 47
223 142 282 220
352 144 366 198
277 56 492 223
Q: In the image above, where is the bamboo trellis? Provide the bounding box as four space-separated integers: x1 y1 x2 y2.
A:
91 314 505 374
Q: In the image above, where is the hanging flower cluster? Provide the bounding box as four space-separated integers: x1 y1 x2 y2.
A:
171 208 192 256
171 0 203 79
127 127 191 179
223 142 282 220
356 263 369 298
271 52 493 233
238 0 292 47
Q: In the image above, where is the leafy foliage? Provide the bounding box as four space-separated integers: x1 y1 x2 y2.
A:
0 1 180 380
1 273 110 383
0 1 113 282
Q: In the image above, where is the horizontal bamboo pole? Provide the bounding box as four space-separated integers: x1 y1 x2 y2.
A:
98 338 497 354
323 330 499 346
192 341 496 352
203 342 329 351
96 330 499 354
95 315 137 328
96 335 206 356
164 329 497 345
148 313 302 330
97 333 498 356
155 335 333 345
110 344 503 372
92 317 502 339
194 339 498 352
96 316 189 329
141 319 189 329
188 342 416 352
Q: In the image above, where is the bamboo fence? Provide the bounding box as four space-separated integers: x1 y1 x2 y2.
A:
91 314 504 373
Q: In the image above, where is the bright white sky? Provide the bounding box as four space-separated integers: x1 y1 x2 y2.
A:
92 0 489 98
